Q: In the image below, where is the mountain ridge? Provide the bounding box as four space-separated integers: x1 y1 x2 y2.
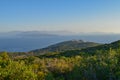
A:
40 40 120 58
30 40 101 55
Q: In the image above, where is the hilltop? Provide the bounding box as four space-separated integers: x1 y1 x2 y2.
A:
39 40 120 58
30 40 100 55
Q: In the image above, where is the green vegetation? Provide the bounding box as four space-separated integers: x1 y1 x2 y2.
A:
30 40 100 55
0 40 120 80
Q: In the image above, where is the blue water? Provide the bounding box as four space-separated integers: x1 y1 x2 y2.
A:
0 34 120 52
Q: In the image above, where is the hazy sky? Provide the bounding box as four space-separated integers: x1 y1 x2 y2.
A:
0 0 120 33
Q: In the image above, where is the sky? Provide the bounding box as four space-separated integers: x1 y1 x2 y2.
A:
0 0 120 33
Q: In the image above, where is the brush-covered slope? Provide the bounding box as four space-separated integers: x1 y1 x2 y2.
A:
81 40 120 53
39 40 120 58
30 40 101 55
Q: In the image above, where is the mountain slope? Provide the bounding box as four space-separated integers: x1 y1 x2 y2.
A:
81 40 120 53
38 40 120 58
30 40 101 55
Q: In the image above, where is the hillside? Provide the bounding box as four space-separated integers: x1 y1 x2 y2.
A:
30 40 101 55
0 40 120 80
81 40 120 54
0 40 119 80
39 40 120 58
